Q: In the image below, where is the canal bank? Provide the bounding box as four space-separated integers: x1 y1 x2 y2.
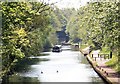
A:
80 47 120 84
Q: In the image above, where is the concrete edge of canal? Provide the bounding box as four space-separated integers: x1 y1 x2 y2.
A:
79 49 115 84
86 55 112 84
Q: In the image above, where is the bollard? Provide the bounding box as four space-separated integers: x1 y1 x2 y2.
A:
107 54 109 59
104 55 105 59
106 73 108 76
99 67 101 70
105 71 108 76
108 54 109 59
110 52 112 58
100 55 102 61
96 65 99 68
92 54 93 58
95 57 96 61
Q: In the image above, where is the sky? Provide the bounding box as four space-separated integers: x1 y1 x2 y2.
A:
42 0 90 9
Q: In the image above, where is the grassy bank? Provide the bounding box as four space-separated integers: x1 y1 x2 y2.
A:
106 55 120 72
80 46 120 73
79 44 89 49
100 47 120 72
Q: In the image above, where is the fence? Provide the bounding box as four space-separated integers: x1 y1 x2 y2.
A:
91 54 111 61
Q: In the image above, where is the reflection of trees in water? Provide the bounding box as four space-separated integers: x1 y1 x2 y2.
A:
3 53 50 83
9 75 40 83
35 53 50 56
2 74 40 83
77 53 89 64
71 45 79 51
14 57 49 73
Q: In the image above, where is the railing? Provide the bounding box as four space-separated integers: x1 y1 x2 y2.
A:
91 54 110 61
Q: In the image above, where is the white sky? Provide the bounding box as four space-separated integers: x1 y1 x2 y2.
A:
42 0 90 9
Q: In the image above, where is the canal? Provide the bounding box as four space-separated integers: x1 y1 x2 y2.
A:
5 45 106 83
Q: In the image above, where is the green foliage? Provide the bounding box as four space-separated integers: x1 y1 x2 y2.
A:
50 11 61 31
66 2 120 71
1 2 52 78
67 2 119 50
1 1 69 78
47 7 70 45
47 29 58 46
1 2 31 77
106 55 119 72
100 47 110 53
50 7 67 31
65 9 80 42
80 44 88 49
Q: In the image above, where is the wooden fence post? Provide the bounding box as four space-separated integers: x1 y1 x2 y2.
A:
104 55 105 59
100 55 102 61
95 57 96 61
92 54 93 58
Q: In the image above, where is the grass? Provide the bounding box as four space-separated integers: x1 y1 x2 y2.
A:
101 47 120 72
100 47 110 53
80 44 89 49
80 45 120 72
106 55 120 72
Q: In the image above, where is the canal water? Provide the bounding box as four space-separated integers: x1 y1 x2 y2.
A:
6 45 105 83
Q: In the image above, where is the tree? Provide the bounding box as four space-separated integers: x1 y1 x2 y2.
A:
1 1 52 78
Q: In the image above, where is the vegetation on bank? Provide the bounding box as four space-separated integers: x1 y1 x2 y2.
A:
1 1 51 78
0 1 80 78
67 2 120 72
79 44 88 49
106 55 119 72
100 47 119 72
0 1 71 78
80 45 120 72
1 0 120 80
98 46 119 72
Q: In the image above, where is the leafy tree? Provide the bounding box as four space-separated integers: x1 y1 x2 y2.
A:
1 1 52 78
65 2 120 71
73 2 120 71
1 2 32 77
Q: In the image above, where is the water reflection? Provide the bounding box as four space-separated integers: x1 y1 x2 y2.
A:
7 45 105 83
9 74 39 82
14 53 50 73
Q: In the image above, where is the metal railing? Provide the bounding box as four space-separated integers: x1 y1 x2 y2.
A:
91 54 110 61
